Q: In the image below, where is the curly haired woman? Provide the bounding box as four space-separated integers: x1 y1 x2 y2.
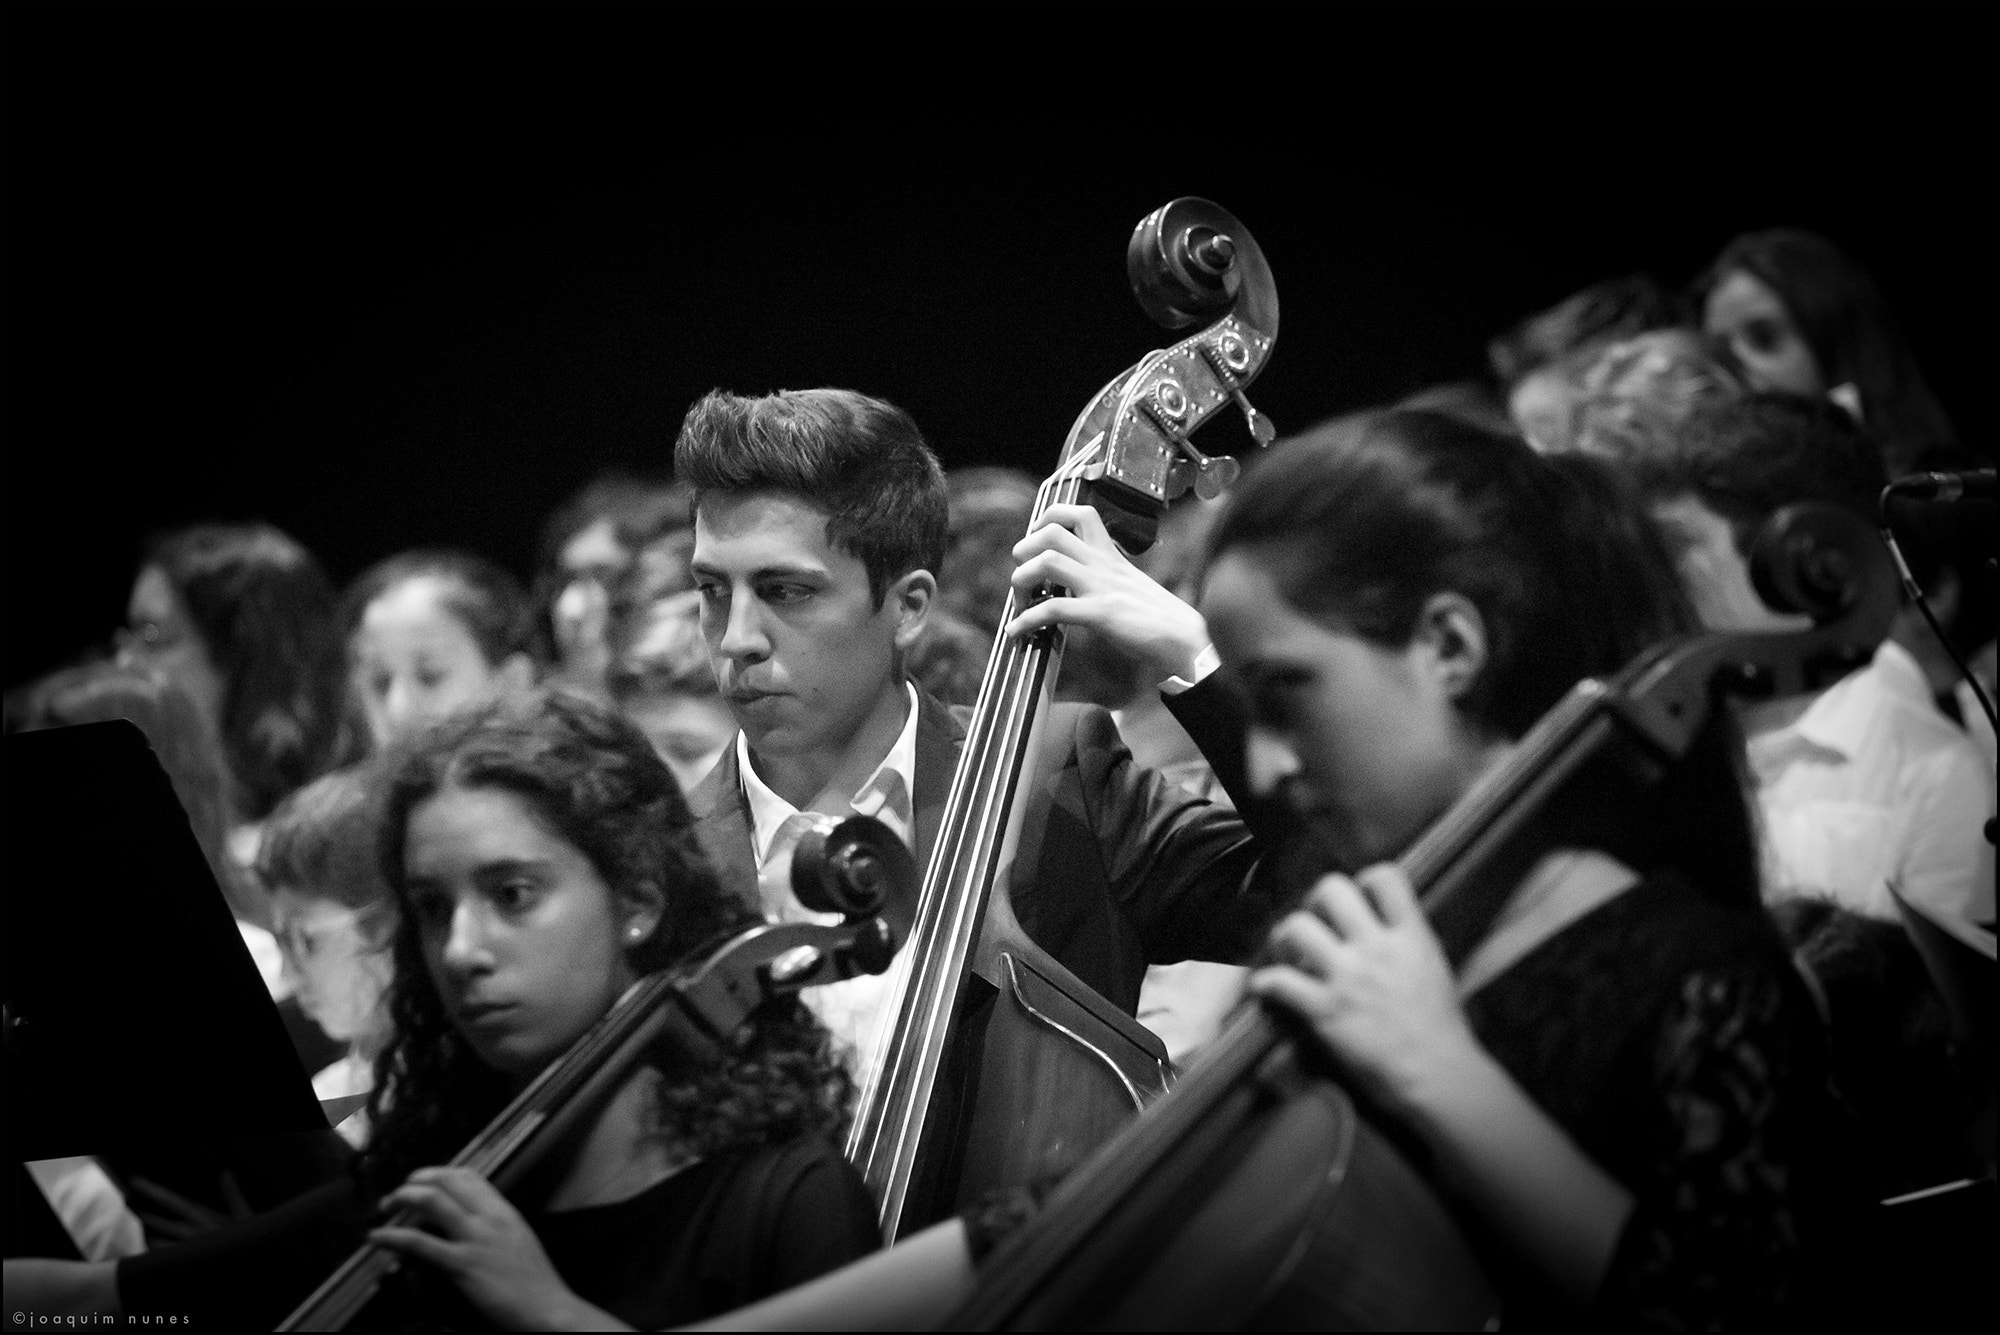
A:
5 690 878 1329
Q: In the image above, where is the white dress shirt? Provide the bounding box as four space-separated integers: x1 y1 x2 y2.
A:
737 683 921 1075
1747 640 1996 926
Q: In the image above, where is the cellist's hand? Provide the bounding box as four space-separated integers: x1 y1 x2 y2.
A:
1006 503 1211 685
1249 865 1484 1119
371 1167 629 1332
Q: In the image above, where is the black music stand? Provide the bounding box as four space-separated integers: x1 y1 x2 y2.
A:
3 720 343 1255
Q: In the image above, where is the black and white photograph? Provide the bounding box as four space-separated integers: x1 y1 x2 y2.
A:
3 4 1994 1330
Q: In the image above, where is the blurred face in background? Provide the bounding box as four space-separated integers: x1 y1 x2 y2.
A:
558 518 632 586
1703 270 1825 398
271 888 392 1045
120 564 227 733
352 577 531 747
624 691 736 793
610 589 734 792
1648 494 1812 635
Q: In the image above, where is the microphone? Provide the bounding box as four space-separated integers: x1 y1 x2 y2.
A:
1884 469 1996 502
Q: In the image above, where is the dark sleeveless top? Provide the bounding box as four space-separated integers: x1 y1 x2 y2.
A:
1462 874 1841 1330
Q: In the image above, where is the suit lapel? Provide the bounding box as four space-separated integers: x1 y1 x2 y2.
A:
912 687 968 867
688 693 965 928
685 740 760 915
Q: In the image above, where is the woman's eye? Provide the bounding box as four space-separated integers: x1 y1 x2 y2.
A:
1248 672 1309 730
491 879 539 911
415 670 447 691
1741 319 1783 355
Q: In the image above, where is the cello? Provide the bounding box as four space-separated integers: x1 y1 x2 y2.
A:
948 500 1900 1329
845 198 1281 1240
278 814 910 1331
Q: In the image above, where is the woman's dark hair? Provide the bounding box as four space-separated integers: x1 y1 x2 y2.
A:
341 549 546 669
359 690 850 1190
1700 229 1960 476
1209 410 1761 909
146 524 348 820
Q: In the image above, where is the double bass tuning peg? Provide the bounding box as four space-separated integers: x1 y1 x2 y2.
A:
1199 339 1278 449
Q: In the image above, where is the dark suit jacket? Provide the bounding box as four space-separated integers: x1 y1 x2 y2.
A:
685 687 1276 1014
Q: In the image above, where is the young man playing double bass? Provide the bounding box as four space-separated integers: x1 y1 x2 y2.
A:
675 386 1277 1071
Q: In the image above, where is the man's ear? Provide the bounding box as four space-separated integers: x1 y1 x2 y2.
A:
1410 592 1488 703
887 569 936 652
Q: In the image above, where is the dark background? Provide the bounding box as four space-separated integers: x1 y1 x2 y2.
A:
4 4 1994 686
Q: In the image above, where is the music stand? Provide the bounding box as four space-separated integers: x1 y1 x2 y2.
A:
3 721 341 1252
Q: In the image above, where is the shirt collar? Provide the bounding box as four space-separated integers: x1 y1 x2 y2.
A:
738 682 920 867
1747 640 1913 772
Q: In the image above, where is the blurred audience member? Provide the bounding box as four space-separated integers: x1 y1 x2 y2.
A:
119 525 349 825
941 467 1038 638
533 471 692 698
1559 328 1748 461
1630 394 1995 926
608 588 735 793
254 767 395 1146
1698 228 1966 476
904 608 989 709
341 550 540 751
1488 274 1684 451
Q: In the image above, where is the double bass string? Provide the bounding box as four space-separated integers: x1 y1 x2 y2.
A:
845 427 1107 1232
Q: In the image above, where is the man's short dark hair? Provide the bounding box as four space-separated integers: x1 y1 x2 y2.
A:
1627 393 1890 556
673 388 949 607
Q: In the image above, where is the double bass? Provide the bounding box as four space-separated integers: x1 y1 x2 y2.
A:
948 501 1901 1328
845 199 1281 1240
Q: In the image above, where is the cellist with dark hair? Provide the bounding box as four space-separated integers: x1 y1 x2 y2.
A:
705 411 1839 1330
4 691 880 1329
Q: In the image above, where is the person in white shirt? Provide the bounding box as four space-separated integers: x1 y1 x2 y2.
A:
255 766 397 1146
1635 393 1995 927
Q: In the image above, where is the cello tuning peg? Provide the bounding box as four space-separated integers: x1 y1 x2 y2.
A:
1193 454 1240 500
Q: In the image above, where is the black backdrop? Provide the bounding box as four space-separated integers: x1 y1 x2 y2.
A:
4 4 1994 686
